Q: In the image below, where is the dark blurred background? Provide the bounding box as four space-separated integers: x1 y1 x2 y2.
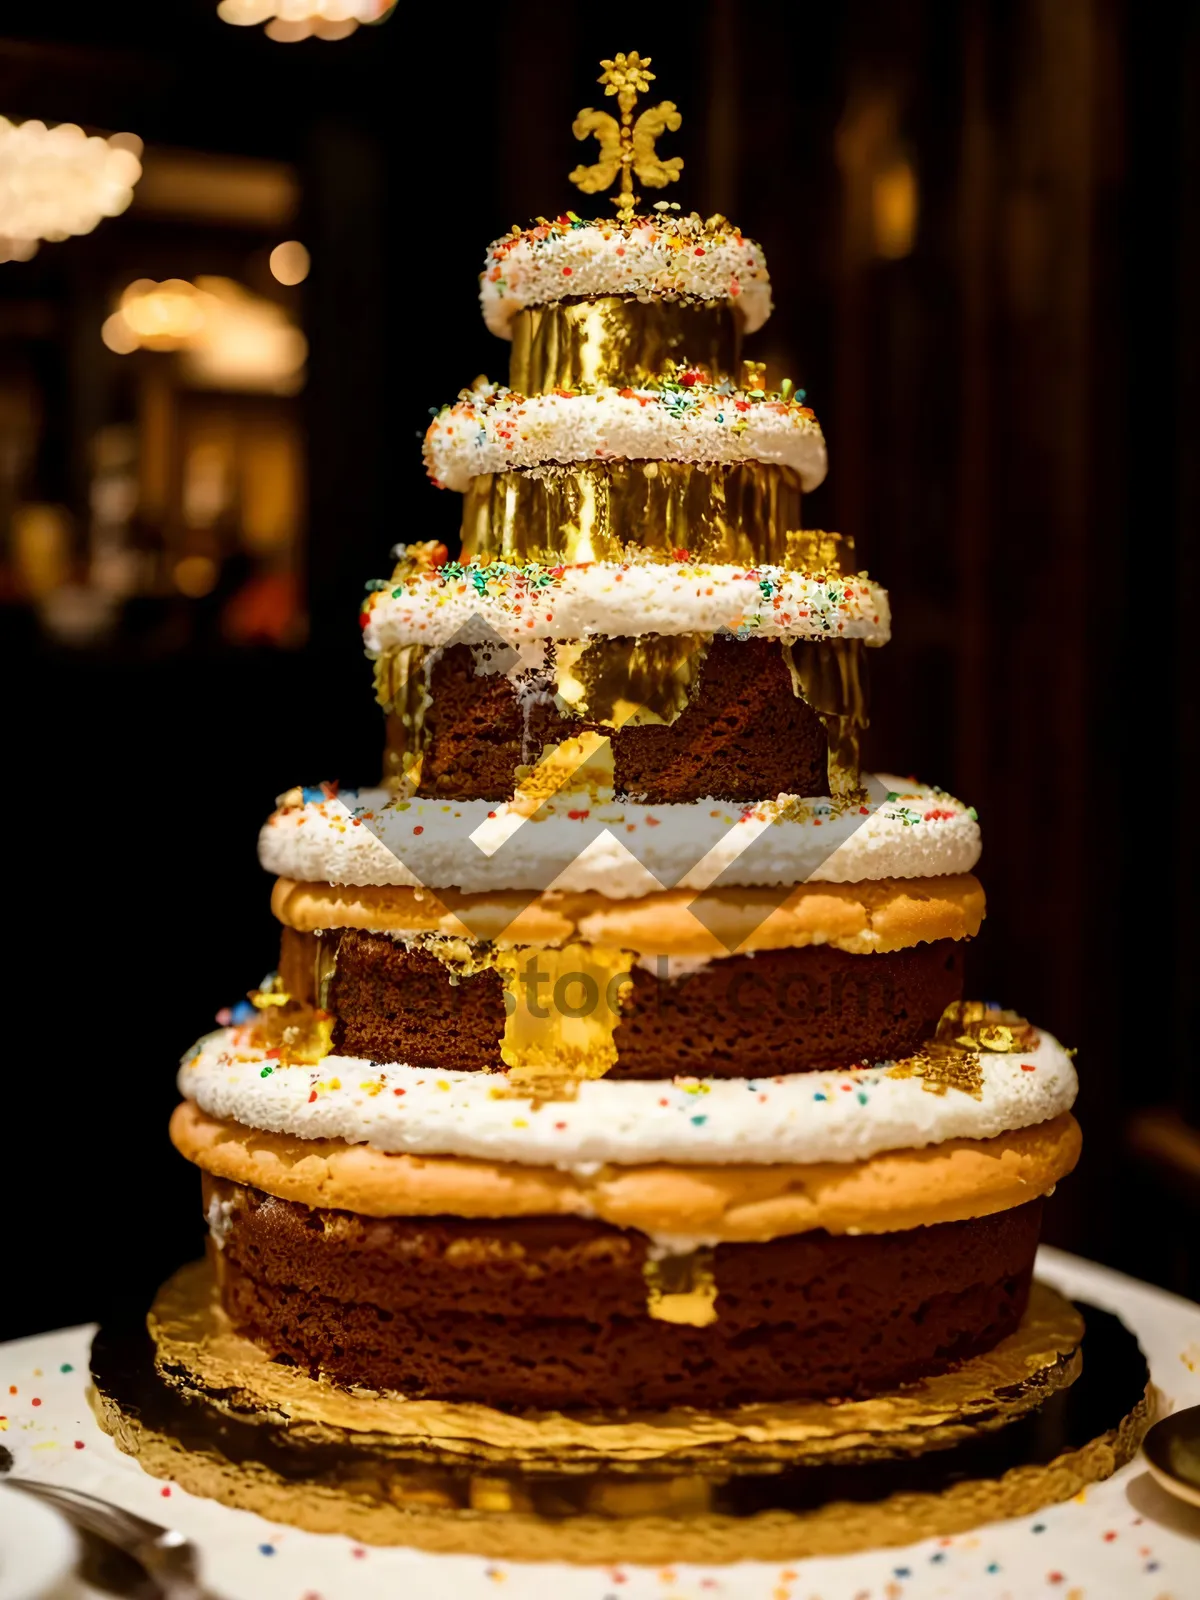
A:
2 0 1197 1339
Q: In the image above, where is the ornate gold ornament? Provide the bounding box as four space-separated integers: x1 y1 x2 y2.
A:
570 52 683 222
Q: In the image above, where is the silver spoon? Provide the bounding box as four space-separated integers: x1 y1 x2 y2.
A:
1143 1403 1200 1509
4 1477 223 1599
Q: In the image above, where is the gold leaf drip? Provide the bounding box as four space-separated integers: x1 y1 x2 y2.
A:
886 1003 1040 1100
644 1249 719 1326
312 931 340 1014
937 1000 1041 1054
780 638 869 800
494 942 632 1088
247 977 333 1067
552 634 711 729
375 644 436 788
507 730 617 808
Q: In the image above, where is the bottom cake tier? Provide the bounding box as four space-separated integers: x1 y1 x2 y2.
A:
173 991 1081 1413
204 1174 1044 1410
88 1256 1155 1564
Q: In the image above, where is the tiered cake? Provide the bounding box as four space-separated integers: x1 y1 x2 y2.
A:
170 54 1080 1421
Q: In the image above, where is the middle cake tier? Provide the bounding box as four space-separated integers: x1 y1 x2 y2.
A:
362 548 890 804
270 874 982 1079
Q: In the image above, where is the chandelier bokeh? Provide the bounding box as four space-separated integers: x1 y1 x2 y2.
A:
0 118 142 263
216 0 397 42
102 277 307 394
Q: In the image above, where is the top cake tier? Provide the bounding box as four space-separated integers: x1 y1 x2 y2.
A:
425 215 823 569
476 214 776 405
481 213 772 350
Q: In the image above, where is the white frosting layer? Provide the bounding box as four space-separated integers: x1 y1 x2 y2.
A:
480 217 772 339
179 1026 1077 1171
361 560 889 651
424 385 827 493
257 780 981 895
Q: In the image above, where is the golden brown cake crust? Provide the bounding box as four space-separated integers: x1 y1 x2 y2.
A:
270 872 986 957
170 1100 1079 1242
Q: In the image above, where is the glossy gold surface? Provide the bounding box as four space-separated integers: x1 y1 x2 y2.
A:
495 942 632 1083
375 643 434 786
553 633 710 727
643 1248 719 1326
461 460 853 569
782 638 868 799
509 298 741 392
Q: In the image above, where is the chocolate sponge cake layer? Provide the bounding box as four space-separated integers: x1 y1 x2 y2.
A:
407 637 833 803
205 1175 1042 1410
280 928 964 1077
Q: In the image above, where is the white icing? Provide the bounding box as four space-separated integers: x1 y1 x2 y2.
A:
361 561 889 651
205 1190 237 1249
257 779 981 896
425 384 827 493
480 217 772 339
633 953 715 980
179 1026 1077 1171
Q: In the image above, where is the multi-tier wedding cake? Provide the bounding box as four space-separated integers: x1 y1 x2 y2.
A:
169 51 1080 1429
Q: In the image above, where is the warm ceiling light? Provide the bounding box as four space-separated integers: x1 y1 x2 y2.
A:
183 277 307 393
100 312 140 354
216 0 397 41
269 239 309 285
119 278 210 346
0 117 142 262
103 275 306 394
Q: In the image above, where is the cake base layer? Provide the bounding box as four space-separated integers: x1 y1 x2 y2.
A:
203 1176 1043 1410
280 928 965 1077
408 637 835 804
88 1260 1153 1562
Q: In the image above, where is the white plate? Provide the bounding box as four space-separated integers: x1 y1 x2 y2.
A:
0 1488 78 1600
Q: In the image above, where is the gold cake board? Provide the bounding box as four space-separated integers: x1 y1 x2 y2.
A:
88 1260 1155 1565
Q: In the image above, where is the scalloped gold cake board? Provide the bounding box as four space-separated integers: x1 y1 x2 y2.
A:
88 1260 1155 1564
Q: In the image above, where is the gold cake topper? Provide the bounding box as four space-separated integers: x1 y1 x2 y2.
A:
570 51 683 222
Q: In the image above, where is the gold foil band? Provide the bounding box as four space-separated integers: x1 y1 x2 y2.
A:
376 642 436 787
508 298 743 393
460 460 854 569
379 631 867 796
782 638 868 798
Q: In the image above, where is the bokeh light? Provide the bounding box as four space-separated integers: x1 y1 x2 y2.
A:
216 0 397 41
269 240 310 285
119 278 209 347
871 159 918 260
101 276 307 393
173 555 219 598
0 117 143 261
